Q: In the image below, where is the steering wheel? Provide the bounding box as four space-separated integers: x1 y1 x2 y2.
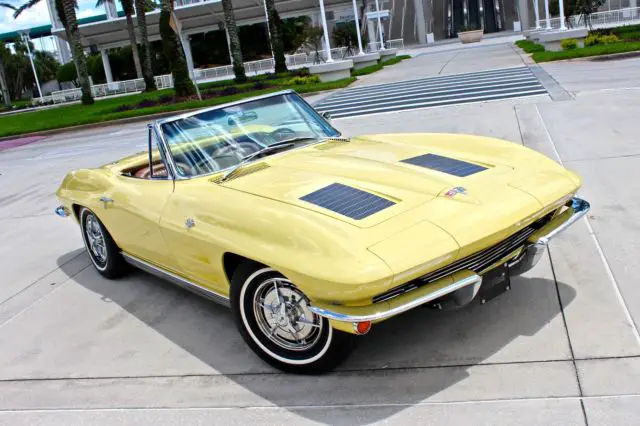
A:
271 127 297 142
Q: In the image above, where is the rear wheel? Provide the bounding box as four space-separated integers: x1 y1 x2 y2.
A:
231 261 353 374
79 207 128 279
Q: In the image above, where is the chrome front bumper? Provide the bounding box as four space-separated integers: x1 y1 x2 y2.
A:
309 197 590 324
509 197 590 276
55 205 71 218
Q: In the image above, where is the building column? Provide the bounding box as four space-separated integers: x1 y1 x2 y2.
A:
318 0 333 62
533 0 541 29
351 0 365 54
413 0 427 44
101 49 114 83
544 0 551 29
374 0 386 49
367 20 377 50
558 0 566 30
182 34 195 79
104 0 117 19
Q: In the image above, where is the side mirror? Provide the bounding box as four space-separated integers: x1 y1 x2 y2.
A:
321 111 332 122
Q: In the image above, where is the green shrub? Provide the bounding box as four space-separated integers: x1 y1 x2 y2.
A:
600 34 620 44
585 33 620 46
561 39 578 50
515 40 545 53
584 34 598 47
285 75 320 85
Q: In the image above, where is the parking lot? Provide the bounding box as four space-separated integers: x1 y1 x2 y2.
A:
1 43 639 425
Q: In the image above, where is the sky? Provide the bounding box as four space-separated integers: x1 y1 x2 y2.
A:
0 0 105 35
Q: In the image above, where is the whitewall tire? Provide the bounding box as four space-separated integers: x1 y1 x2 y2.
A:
231 261 353 374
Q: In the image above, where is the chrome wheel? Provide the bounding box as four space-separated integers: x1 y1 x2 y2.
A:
84 213 107 266
252 278 323 351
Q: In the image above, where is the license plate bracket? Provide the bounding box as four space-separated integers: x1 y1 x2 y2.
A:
478 264 511 304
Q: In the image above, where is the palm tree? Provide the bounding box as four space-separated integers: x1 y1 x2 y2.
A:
0 41 11 107
96 0 143 78
221 0 246 82
5 0 94 104
135 0 157 91
264 0 287 73
158 0 194 97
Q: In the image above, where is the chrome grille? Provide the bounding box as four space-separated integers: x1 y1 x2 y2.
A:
372 215 552 303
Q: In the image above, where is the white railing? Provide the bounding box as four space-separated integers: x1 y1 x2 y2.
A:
386 38 405 49
547 6 640 29
154 74 173 90
34 39 405 105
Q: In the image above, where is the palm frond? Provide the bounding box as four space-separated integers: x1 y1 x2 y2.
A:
11 0 42 18
0 2 17 10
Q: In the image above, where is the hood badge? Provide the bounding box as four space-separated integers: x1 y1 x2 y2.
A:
444 186 467 198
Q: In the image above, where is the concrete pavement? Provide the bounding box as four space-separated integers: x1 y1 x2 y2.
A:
0 44 639 425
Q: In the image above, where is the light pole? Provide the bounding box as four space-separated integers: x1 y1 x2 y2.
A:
318 0 333 62
19 31 43 100
374 0 385 50
351 0 364 55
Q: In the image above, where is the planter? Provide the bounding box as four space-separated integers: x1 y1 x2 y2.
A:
308 59 354 82
350 52 381 69
458 29 484 44
537 28 588 52
379 48 398 62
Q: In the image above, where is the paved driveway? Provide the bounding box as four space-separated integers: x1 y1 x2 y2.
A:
0 45 639 425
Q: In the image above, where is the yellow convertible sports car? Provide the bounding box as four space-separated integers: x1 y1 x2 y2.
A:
56 90 589 373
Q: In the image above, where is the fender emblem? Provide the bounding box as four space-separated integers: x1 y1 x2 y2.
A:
445 186 467 198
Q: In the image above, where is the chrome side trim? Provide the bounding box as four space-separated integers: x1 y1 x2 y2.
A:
309 274 482 323
55 205 70 217
121 252 230 307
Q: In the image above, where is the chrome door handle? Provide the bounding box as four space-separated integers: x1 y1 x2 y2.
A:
99 196 114 205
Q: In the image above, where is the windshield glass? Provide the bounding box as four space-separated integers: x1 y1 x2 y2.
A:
160 92 339 178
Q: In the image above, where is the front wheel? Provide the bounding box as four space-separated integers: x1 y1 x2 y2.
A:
231 262 353 374
79 207 128 279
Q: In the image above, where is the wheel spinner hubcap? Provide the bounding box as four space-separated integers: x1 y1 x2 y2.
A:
253 278 323 351
85 214 107 265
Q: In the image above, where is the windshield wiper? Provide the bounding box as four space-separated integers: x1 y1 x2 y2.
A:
218 140 296 183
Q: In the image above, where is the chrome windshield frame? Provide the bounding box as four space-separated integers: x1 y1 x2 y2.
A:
152 90 341 181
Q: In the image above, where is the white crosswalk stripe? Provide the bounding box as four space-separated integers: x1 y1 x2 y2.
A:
315 66 548 119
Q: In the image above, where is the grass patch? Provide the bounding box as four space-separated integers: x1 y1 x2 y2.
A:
382 54 412 66
0 77 355 138
531 41 640 62
351 63 383 76
351 54 411 76
515 39 545 53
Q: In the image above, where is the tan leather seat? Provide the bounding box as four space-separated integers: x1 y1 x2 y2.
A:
135 163 168 179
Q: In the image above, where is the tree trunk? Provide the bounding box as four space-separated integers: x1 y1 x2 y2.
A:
221 0 246 82
159 0 195 97
0 57 11 107
62 0 93 104
135 0 157 91
265 0 287 73
125 13 143 78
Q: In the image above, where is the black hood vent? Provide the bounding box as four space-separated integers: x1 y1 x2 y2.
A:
300 183 395 220
402 153 487 177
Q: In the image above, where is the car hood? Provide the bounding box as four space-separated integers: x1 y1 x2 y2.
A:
216 133 581 234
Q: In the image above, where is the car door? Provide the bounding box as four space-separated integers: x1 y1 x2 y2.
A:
96 128 178 271
159 177 230 295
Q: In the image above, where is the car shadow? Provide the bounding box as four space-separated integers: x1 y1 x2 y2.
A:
57 249 576 424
